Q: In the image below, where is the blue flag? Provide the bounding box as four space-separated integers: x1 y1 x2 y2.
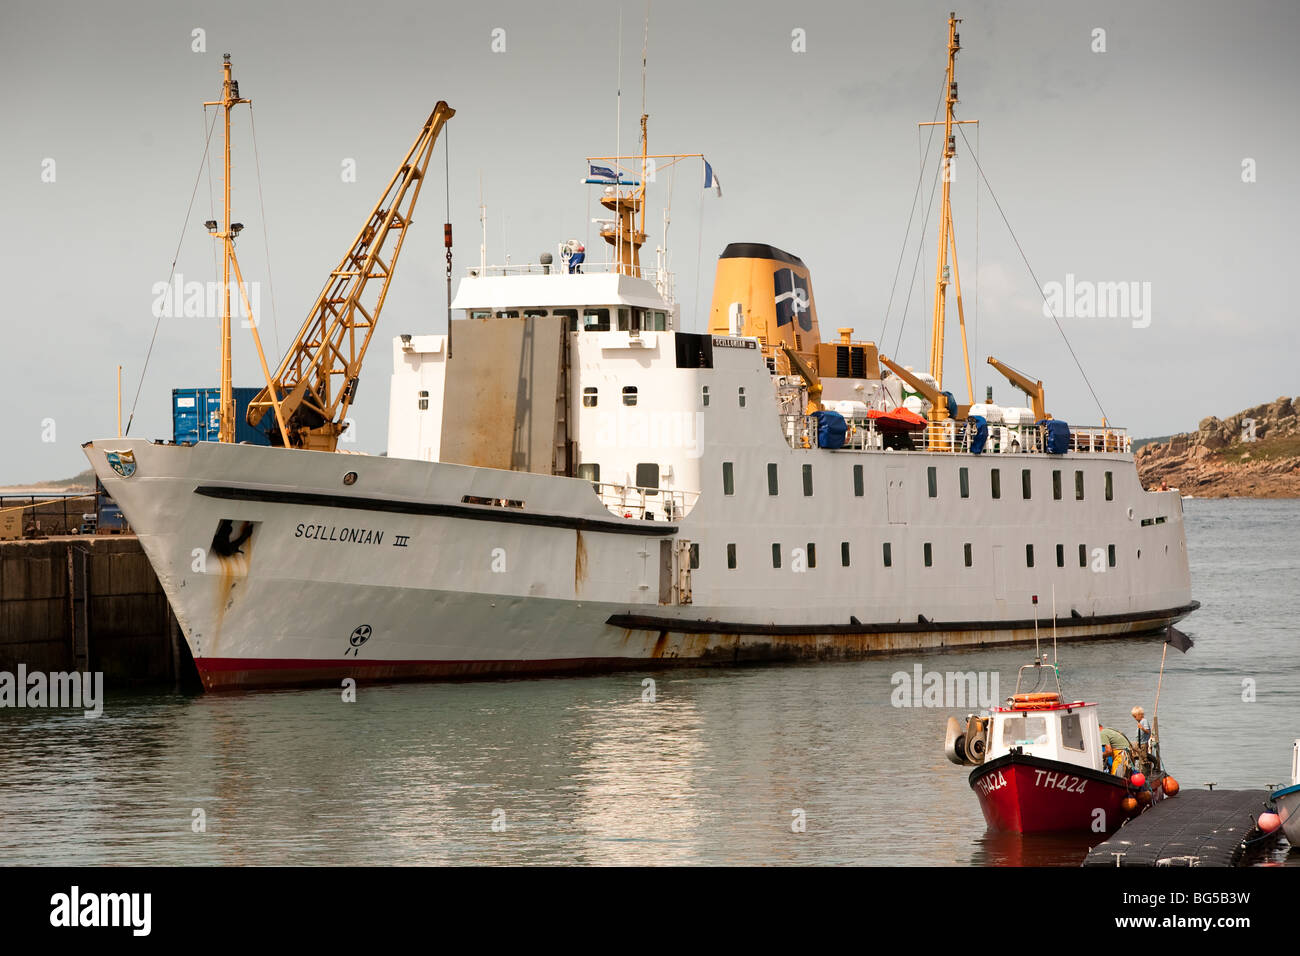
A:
590 163 618 181
703 160 722 196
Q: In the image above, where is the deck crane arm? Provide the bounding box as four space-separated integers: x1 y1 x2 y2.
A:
986 356 1049 421
878 354 969 421
780 344 823 413
247 101 456 450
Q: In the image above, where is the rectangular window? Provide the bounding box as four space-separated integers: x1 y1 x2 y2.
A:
1079 544 1087 568
1026 544 1035 568
853 464 864 497
767 463 779 496
722 462 735 496
727 543 737 569
738 387 747 408
1052 470 1062 500
802 464 813 497
1075 470 1084 500
582 387 598 407
1060 713 1085 751
924 542 933 567
927 467 938 498
772 543 782 569
555 308 579 331
417 389 429 411
991 468 1001 499
622 386 638 406
806 543 817 569
577 463 600 488
1105 471 1113 501
653 310 667 331
964 542 972 567
701 385 710 407
1022 469 1032 500
841 542 851 567
636 463 659 494
582 308 610 331
883 542 893 568
1108 544 1116 567
1056 544 1064 567
959 467 969 499
689 543 700 569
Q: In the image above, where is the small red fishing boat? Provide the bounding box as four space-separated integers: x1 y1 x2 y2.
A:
945 658 1171 834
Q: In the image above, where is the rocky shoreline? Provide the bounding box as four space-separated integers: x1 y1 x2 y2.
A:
1135 395 1300 498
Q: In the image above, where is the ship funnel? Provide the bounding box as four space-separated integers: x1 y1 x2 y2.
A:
707 242 821 365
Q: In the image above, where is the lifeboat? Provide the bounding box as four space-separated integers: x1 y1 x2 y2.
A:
867 407 927 432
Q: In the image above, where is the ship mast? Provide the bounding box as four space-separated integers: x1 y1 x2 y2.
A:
923 12 977 405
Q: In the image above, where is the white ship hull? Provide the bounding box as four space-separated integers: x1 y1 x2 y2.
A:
84 437 1196 691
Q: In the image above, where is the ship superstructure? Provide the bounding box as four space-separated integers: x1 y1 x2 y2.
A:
85 19 1195 690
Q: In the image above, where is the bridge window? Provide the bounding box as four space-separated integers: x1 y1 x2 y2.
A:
622 386 638 406
841 542 851 567
772 543 782 569
1075 470 1085 500
924 542 933 567
555 308 579 331
1079 544 1087 567
1002 715 1047 746
1108 544 1116 567
802 464 813 496
964 543 972 567
927 467 938 498
636 463 659 494
727 543 737 569
991 468 1001 499
1022 469 1032 499
883 542 893 567
577 463 600 487
1052 470 1062 500
470 310 491 319
1056 544 1064 567
722 461 735 496
652 310 668 331
1105 471 1114 501
495 310 519 318
582 308 610 331
582 387 598 407
1026 544 1035 568
960 467 969 499
523 309 548 318
767 463 779 496
853 464 864 497
806 543 817 569
1060 713 1085 751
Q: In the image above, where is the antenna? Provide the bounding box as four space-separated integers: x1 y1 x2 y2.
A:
479 169 486 272
615 6 623 272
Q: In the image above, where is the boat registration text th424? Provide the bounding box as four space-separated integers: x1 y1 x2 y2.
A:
1032 769 1087 793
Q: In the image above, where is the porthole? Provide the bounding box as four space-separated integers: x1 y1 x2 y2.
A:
343 471 358 486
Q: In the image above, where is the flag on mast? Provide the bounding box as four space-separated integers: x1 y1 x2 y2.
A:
703 159 722 197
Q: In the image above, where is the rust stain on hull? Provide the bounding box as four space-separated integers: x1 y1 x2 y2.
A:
574 529 587 594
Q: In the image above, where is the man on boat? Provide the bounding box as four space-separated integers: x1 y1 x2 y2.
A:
1098 725 1132 772
1130 706 1151 746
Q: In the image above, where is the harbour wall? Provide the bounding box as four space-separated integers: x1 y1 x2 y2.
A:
0 536 196 686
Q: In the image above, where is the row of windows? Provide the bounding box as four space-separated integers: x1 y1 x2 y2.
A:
469 307 670 332
930 466 1115 502
712 540 1120 571
582 385 747 408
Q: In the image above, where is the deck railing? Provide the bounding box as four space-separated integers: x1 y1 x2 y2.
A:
590 481 700 522
781 414 1130 455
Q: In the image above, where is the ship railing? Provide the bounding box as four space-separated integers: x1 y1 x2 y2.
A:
466 261 674 286
780 414 1130 455
590 481 700 522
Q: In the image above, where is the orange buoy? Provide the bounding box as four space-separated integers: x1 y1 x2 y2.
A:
1137 790 1153 806
1162 776 1180 796
1259 812 1281 833
1130 772 1146 788
1121 797 1138 813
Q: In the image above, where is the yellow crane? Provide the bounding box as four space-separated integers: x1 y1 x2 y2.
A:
878 354 969 422
987 356 1049 421
780 344 824 414
246 102 456 450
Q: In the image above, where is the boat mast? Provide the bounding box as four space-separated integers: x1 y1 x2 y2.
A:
925 13 976 405
205 54 250 443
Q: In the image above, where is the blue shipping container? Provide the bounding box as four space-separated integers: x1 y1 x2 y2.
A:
173 387 274 445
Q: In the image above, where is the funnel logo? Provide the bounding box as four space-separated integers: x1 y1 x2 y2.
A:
774 269 812 332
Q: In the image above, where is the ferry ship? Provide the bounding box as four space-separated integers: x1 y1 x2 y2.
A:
84 18 1196 690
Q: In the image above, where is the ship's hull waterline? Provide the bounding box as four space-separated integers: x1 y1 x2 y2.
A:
84 439 1197 692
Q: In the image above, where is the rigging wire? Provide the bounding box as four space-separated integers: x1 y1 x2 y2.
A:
125 107 220 436
877 73 947 349
892 133 945 360
248 105 282 358
956 122 1108 423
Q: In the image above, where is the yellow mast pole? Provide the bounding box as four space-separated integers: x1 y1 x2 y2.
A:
205 54 249 443
116 365 122 437
928 12 960 391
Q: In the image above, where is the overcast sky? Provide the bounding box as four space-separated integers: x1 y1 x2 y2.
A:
2 0 1296 484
